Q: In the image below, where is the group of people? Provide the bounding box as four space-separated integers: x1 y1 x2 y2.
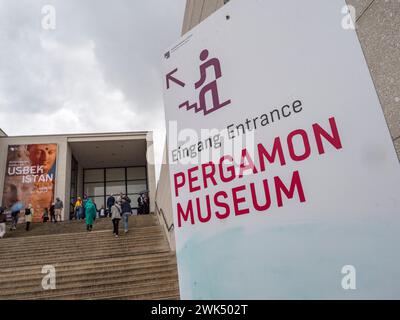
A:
0 192 150 239
110 194 133 238
74 193 138 237
0 197 64 238
72 195 97 231
137 193 150 215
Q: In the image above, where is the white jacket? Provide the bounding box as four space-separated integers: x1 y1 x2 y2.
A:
111 204 122 220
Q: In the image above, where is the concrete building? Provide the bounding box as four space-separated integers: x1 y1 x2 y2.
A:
155 0 400 250
0 130 156 221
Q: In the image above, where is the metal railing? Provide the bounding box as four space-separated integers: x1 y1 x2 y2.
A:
155 201 174 232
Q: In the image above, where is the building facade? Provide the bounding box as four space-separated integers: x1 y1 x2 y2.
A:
0 131 156 222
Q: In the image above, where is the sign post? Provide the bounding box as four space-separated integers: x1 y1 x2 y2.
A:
162 0 400 299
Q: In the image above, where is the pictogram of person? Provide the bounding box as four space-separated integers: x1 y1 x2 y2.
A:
179 49 231 115
194 49 231 115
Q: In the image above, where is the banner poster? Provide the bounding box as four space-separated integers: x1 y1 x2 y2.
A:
162 0 400 299
2 144 57 223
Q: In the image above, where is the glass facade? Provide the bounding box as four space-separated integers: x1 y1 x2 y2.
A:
83 166 147 210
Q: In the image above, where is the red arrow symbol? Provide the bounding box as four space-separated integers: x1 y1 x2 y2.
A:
166 68 185 89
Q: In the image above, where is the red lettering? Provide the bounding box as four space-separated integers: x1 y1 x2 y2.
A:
239 149 258 178
174 172 186 197
287 129 311 161
258 137 286 171
250 179 271 211
197 196 212 223
202 162 217 188
177 201 195 227
232 185 250 216
313 117 342 154
274 171 306 207
214 191 230 220
219 155 236 183
188 166 201 193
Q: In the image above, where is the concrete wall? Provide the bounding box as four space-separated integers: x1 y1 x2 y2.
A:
0 135 69 221
352 0 400 157
182 0 227 35
155 143 175 250
65 143 72 218
181 0 400 158
146 132 157 214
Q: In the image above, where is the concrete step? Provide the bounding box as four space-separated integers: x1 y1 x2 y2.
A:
0 266 178 294
0 245 171 268
1 236 166 256
2 215 160 239
0 213 180 300
49 287 180 301
0 252 176 277
0 233 166 257
0 260 177 286
2 278 179 300
0 251 175 273
0 225 163 245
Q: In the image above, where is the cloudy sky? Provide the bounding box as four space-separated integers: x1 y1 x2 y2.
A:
0 0 186 179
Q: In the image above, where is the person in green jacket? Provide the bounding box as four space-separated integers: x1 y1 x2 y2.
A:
85 198 96 232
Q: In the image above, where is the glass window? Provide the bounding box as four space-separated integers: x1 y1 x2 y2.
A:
90 196 105 210
106 181 126 196
84 182 104 197
84 169 104 183
128 194 140 207
127 167 146 180
106 168 125 182
127 180 147 194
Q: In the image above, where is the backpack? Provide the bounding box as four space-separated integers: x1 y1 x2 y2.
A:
25 208 32 216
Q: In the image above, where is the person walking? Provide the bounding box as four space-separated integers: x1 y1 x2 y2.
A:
143 194 149 215
106 195 115 217
25 204 33 231
137 194 144 215
10 202 22 231
0 207 6 239
111 200 122 238
74 197 83 220
54 197 63 222
49 203 56 223
121 195 132 234
84 198 96 232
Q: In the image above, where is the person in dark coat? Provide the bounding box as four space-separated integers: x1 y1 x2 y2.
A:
49 203 56 223
121 196 132 234
143 194 149 214
137 194 144 215
107 195 115 218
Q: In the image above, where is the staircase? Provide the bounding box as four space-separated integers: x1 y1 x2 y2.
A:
0 215 180 300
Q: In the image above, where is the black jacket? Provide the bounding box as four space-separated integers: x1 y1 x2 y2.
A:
121 200 132 214
107 196 115 207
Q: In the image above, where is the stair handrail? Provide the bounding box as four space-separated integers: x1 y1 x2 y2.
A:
155 201 174 232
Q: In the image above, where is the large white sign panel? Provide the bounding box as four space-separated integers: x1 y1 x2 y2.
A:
162 0 400 299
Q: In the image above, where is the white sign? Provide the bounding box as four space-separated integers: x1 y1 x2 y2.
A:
162 0 400 299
